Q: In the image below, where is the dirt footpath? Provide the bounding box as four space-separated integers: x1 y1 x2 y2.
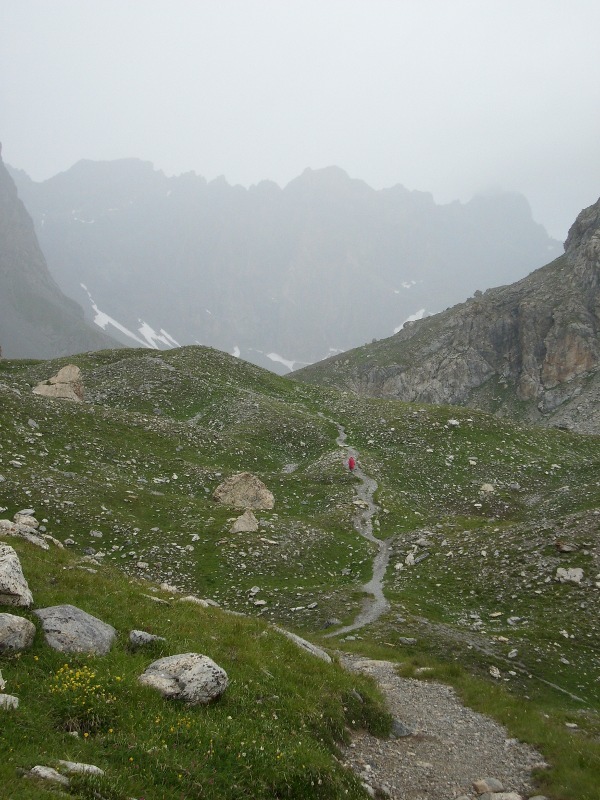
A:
339 654 548 800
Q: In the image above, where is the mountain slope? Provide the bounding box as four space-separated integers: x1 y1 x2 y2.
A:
292 197 600 433
0 145 119 359
1 346 599 797
8 159 561 372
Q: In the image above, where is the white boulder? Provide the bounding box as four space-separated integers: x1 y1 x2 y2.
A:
0 544 33 607
138 653 228 704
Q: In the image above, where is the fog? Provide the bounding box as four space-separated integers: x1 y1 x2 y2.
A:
1 0 599 239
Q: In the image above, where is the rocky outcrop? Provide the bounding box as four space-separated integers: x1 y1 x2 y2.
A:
213 473 275 510
294 197 600 433
138 653 229 704
0 544 33 607
32 364 84 401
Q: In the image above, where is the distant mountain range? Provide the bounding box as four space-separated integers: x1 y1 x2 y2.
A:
0 145 118 359
293 196 600 434
8 157 561 372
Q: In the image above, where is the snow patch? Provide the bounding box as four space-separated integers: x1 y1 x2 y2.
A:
266 352 296 372
137 321 181 348
394 308 426 334
80 284 179 349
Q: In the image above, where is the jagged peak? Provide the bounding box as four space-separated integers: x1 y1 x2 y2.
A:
564 195 600 258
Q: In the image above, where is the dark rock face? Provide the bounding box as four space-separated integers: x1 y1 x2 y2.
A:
8 159 561 373
0 145 118 359
294 197 600 434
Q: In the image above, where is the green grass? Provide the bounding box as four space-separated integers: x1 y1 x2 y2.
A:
1 540 391 800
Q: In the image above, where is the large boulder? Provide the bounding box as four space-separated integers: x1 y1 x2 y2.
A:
138 653 228 704
0 612 36 651
34 604 116 655
32 364 83 402
0 544 33 607
213 472 274 510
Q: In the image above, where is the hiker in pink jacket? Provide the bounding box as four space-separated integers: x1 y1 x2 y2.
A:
348 456 356 472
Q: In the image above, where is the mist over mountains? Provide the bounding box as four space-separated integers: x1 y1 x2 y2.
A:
8 158 561 372
0 146 118 359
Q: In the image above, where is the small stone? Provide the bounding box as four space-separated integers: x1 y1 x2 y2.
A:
0 694 19 710
474 777 504 793
556 567 583 584
129 630 166 648
0 613 36 651
25 766 70 786
390 719 413 738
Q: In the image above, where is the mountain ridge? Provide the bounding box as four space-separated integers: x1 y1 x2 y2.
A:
292 196 600 433
8 157 560 372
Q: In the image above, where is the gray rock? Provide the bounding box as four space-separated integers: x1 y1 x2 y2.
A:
178 595 210 606
13 512 39 528
34 604 116 655
273 625 332 663
213 472 275 510
556 567 583 583
474 777 505 793
0 519 49 550
390 718 413 738
32 364 83 402
139 653 228 705
25 765 70 786
56 760 105 776
398 637 417 645
0 613 36 651
129 629 166 648
230 509 259 533
0 544 33 607
0 694 19 710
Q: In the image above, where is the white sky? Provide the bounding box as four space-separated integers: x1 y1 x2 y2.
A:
1 0 599 239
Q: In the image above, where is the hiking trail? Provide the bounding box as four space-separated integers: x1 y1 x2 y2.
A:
324 423 391 638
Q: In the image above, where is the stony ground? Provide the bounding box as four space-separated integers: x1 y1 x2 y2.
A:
339 654 547 800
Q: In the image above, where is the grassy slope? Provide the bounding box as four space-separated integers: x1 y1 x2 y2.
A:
1 345 600 798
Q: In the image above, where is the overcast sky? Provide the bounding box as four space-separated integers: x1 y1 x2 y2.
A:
1 0 599 239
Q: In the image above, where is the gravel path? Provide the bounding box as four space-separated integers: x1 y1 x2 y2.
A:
339 654 547 800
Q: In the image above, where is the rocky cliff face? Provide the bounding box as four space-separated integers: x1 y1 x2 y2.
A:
0 145 118 359
293 197 600 434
